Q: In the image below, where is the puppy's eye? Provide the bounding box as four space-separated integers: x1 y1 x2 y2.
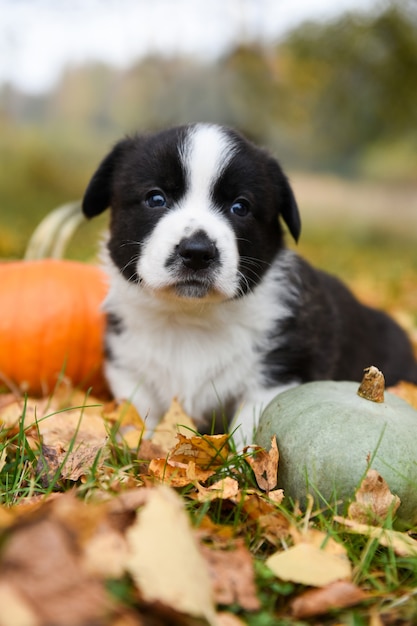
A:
230 199 250 217
145 191 167 208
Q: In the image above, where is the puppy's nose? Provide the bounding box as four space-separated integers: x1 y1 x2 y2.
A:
177 231 218 270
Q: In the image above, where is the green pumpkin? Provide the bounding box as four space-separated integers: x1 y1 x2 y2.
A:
255 380 417 525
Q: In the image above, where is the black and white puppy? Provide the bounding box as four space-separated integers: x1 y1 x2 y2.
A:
83 123 417 445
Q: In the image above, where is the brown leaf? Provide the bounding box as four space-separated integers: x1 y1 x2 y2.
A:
243 436 278 492
348 469 401 524
137 439 166 461
291 580 368 618
388 381 417 410
0 515 110 625
151 397 197 454
169 433 230 468
200 540 260 611
62 444 107 481
36 443 106 485
240 493 290 544
125 486 217 625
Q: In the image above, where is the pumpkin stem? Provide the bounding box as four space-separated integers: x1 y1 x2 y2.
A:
357 366 385 403
24 201 84 260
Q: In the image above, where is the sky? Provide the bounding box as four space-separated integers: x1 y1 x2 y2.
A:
0 0 381 94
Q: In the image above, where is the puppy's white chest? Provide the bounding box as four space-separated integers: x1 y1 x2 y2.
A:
106 304 258 425
103 258 291 431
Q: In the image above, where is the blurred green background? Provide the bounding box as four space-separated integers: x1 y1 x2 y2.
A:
0 0 416 322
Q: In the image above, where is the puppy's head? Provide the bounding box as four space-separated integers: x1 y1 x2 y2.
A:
83 123 300 301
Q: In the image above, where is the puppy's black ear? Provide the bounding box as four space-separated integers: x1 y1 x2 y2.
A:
268 157 301 242
280 178 301 242
82 140 130 218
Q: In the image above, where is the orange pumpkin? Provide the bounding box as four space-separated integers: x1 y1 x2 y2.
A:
0 259 109 396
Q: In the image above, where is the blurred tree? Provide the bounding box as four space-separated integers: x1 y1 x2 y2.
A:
279 2 417 173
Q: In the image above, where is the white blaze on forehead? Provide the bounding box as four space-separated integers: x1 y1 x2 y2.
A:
181 124 237 198
137 123 241 300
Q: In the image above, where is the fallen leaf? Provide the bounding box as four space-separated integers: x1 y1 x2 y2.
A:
243 436 278 492
62 445 105 482
0 397 48 431
0 515 110 625
291 580 368 618
103 399 145 448
0 582 39 626
0 395 108 454
195 477 240 502
293 528 349 558
0 393 17 410
266 542 352 587
169 432 230 468
125 486 217 625
137 439 166 461
151 397 197 453
148 458 215 487
348 469 401 524
266 489 285 505
0 506 15 529
388 381 417 410
241 493 290 544
40 405 108 449
36 443 106 485
200 540 260 611
195 516 236 547
217 613 247 626
82 529 128 578
334 516 417 557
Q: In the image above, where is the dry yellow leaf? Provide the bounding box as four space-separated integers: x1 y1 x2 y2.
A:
103 399 145 448
148 458 216 487
0 397 48 430
82 530 128 579
196 477 240 502
267 489 285 505
266 542 352 587
169 432 230 468
0 582 40 626
151 397 197 453
293 529 348 559
334 516 417 557
125 486 217 625
40 407 108 449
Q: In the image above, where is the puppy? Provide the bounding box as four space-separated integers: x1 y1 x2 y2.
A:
82 123 417 445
